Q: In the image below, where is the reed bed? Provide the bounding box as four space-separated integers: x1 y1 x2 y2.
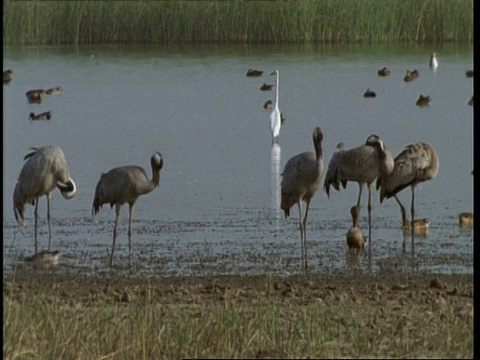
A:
3 0 473 45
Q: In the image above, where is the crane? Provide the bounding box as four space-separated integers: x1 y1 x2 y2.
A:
281 127 324 270
92 152 164 267
13 146 76 254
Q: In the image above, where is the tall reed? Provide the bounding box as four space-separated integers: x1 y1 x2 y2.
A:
3 0 473 45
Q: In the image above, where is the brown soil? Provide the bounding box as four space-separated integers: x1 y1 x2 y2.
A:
4 271 473 311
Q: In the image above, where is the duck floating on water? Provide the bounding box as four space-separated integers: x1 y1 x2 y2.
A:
246 68 263 77
26 89 45 103
260 83 273 91
363 88 376 98
46 86 63 95
404 69 419 82
24 250 61 266
3 69 14 84
458 212 473 228
377 67 390 76
402 218 430 236
29 110 52 121
346 205 366 251
416 95 431 107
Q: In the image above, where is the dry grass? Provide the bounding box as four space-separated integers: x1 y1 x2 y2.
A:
4 271 473 358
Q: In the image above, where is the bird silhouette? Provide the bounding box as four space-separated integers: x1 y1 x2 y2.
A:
24 250 61 267
270 70 282 143
281 127 324 270
92 152 164 267
458 212 473 228
416 95 431 107
402 218 430 237
25 89 45 104
377 67 390 76
29 110 52 121
363 88 376 98
13 146 77 255
260 83 273 91
377 142 439 249
324 135 394 256
429 52 438 71
246 68 263 77
3 69 14 84
404 70 419 82
346 205 366 252
45 86 63 95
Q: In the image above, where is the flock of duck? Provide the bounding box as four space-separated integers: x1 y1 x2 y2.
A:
3 53 473 269
4 69 61 121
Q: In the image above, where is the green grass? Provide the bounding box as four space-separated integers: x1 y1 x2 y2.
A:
3 0 473 45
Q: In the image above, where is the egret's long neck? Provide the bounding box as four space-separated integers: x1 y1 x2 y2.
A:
275 72 279 108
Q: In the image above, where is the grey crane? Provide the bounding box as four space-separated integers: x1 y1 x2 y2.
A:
13 146 77 255
281 127 324 270
376 142 439 249
324 134 394 256
92 152 164 267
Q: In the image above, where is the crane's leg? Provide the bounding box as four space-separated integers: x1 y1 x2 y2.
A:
356 184 364 208
110 205 122 267
34 198 39 255
367 187 372 259
47 195 52 251
128 204 136 267
393 195 407 227
297 201 305 270
410 188 416 255
303 200 311 270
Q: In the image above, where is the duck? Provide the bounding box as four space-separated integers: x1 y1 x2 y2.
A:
465 70 474 78
429 52 438 71
46 86 63 95
404 69 419 82
458 212 473 228
24 250 61 266
416 94 431 107
468 95 473 106
246 68 263 77
25 89 45 103
363 88 376 98
263 100 273 109
377 67 390 76
402 218 430 236
29 110 52 121
346 205 366 251
260 83 273 91
3 69 14 84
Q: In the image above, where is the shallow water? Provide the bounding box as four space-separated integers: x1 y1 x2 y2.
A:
3 43 473 276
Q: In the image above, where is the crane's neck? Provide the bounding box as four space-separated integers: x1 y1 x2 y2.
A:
151 165 161 187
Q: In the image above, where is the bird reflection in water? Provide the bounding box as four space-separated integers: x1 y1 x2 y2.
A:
271 143 282 230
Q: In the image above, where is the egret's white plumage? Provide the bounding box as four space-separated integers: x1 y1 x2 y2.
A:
429 52 438 71
92 152 164 267
281 127 324 269
270 70 281 142
324 135 394 254
13 146 76 254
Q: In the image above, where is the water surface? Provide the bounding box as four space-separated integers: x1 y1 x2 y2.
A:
3 43 473 276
